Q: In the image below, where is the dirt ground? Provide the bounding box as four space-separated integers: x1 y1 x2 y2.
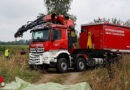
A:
35 68 82 85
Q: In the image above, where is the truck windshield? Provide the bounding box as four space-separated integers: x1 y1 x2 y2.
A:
32 29 51 42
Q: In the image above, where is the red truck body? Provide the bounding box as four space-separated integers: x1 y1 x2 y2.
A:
80 23 130 53
29 24 69 52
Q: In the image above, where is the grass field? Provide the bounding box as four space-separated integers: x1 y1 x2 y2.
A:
0 45 29 55
0 45 42 83
48 55 130 90
79 55 130 90
0 45 130 90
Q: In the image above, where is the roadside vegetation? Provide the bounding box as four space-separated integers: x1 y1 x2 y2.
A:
75 55 130 90
50 55 130 90
0 45 130 90
0 45 42 83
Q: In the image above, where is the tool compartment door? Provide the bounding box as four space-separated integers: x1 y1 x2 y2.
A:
103 25 126 51
81 24 103 49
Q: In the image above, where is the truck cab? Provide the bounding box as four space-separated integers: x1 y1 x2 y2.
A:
29 24 76 72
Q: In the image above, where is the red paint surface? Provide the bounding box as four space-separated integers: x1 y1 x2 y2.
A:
0 77 3 83
30 27 68 51
29 14 75 53
80 23 130 53
79 32 88 49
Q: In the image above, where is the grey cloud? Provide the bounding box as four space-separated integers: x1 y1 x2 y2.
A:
0 0 130 41
0 0 46 41
0 0 45 19
69 0 130 33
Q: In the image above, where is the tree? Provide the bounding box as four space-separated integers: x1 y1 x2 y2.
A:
123 20 130 26
44 0 72 15
0 39 31 45
43 0 77 24
90 17 130 26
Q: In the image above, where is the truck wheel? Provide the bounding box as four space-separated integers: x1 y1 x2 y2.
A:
56 58 68 73
75 57 86 72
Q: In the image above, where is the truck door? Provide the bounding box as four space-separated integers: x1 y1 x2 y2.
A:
51 29 68 50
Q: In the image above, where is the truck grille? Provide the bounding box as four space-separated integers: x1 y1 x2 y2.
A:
30 48 44 53
29 53 43 64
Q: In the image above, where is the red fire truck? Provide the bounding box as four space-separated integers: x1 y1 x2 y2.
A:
14 14 130 73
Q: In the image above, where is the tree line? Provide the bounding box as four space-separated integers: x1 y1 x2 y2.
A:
0 39 31 45
90 18 130 26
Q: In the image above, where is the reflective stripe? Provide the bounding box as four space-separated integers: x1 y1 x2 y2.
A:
105 48 130 53
119 50 130 53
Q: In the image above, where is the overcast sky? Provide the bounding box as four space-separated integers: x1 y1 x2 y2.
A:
0 0 130 41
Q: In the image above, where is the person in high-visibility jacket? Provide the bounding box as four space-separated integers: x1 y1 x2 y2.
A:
5 49 9 58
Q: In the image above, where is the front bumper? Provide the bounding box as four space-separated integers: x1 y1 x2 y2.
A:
29 52 57 65
29 53 43 65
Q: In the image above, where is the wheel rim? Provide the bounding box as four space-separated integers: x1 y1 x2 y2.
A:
79 61 85 70
61 62 67 71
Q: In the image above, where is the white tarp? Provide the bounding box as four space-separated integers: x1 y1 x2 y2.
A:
1 77 91 90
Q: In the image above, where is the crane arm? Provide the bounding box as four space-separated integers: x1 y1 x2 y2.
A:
14 13 74 38
14 15 45 38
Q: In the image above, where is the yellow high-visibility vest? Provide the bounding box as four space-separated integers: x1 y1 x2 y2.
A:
5 49 9 56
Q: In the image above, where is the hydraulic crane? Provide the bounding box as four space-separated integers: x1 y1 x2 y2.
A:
15 13 74 38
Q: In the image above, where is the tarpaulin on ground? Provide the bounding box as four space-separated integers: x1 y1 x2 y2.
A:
1 77 91 90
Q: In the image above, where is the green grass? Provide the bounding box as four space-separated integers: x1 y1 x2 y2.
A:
0 45 130 90
0 45 42 83
53 78 63 83
77 55 130 90
0 45 29 55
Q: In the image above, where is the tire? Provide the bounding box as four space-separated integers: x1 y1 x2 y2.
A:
75 57 86 72
56 58 68 73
